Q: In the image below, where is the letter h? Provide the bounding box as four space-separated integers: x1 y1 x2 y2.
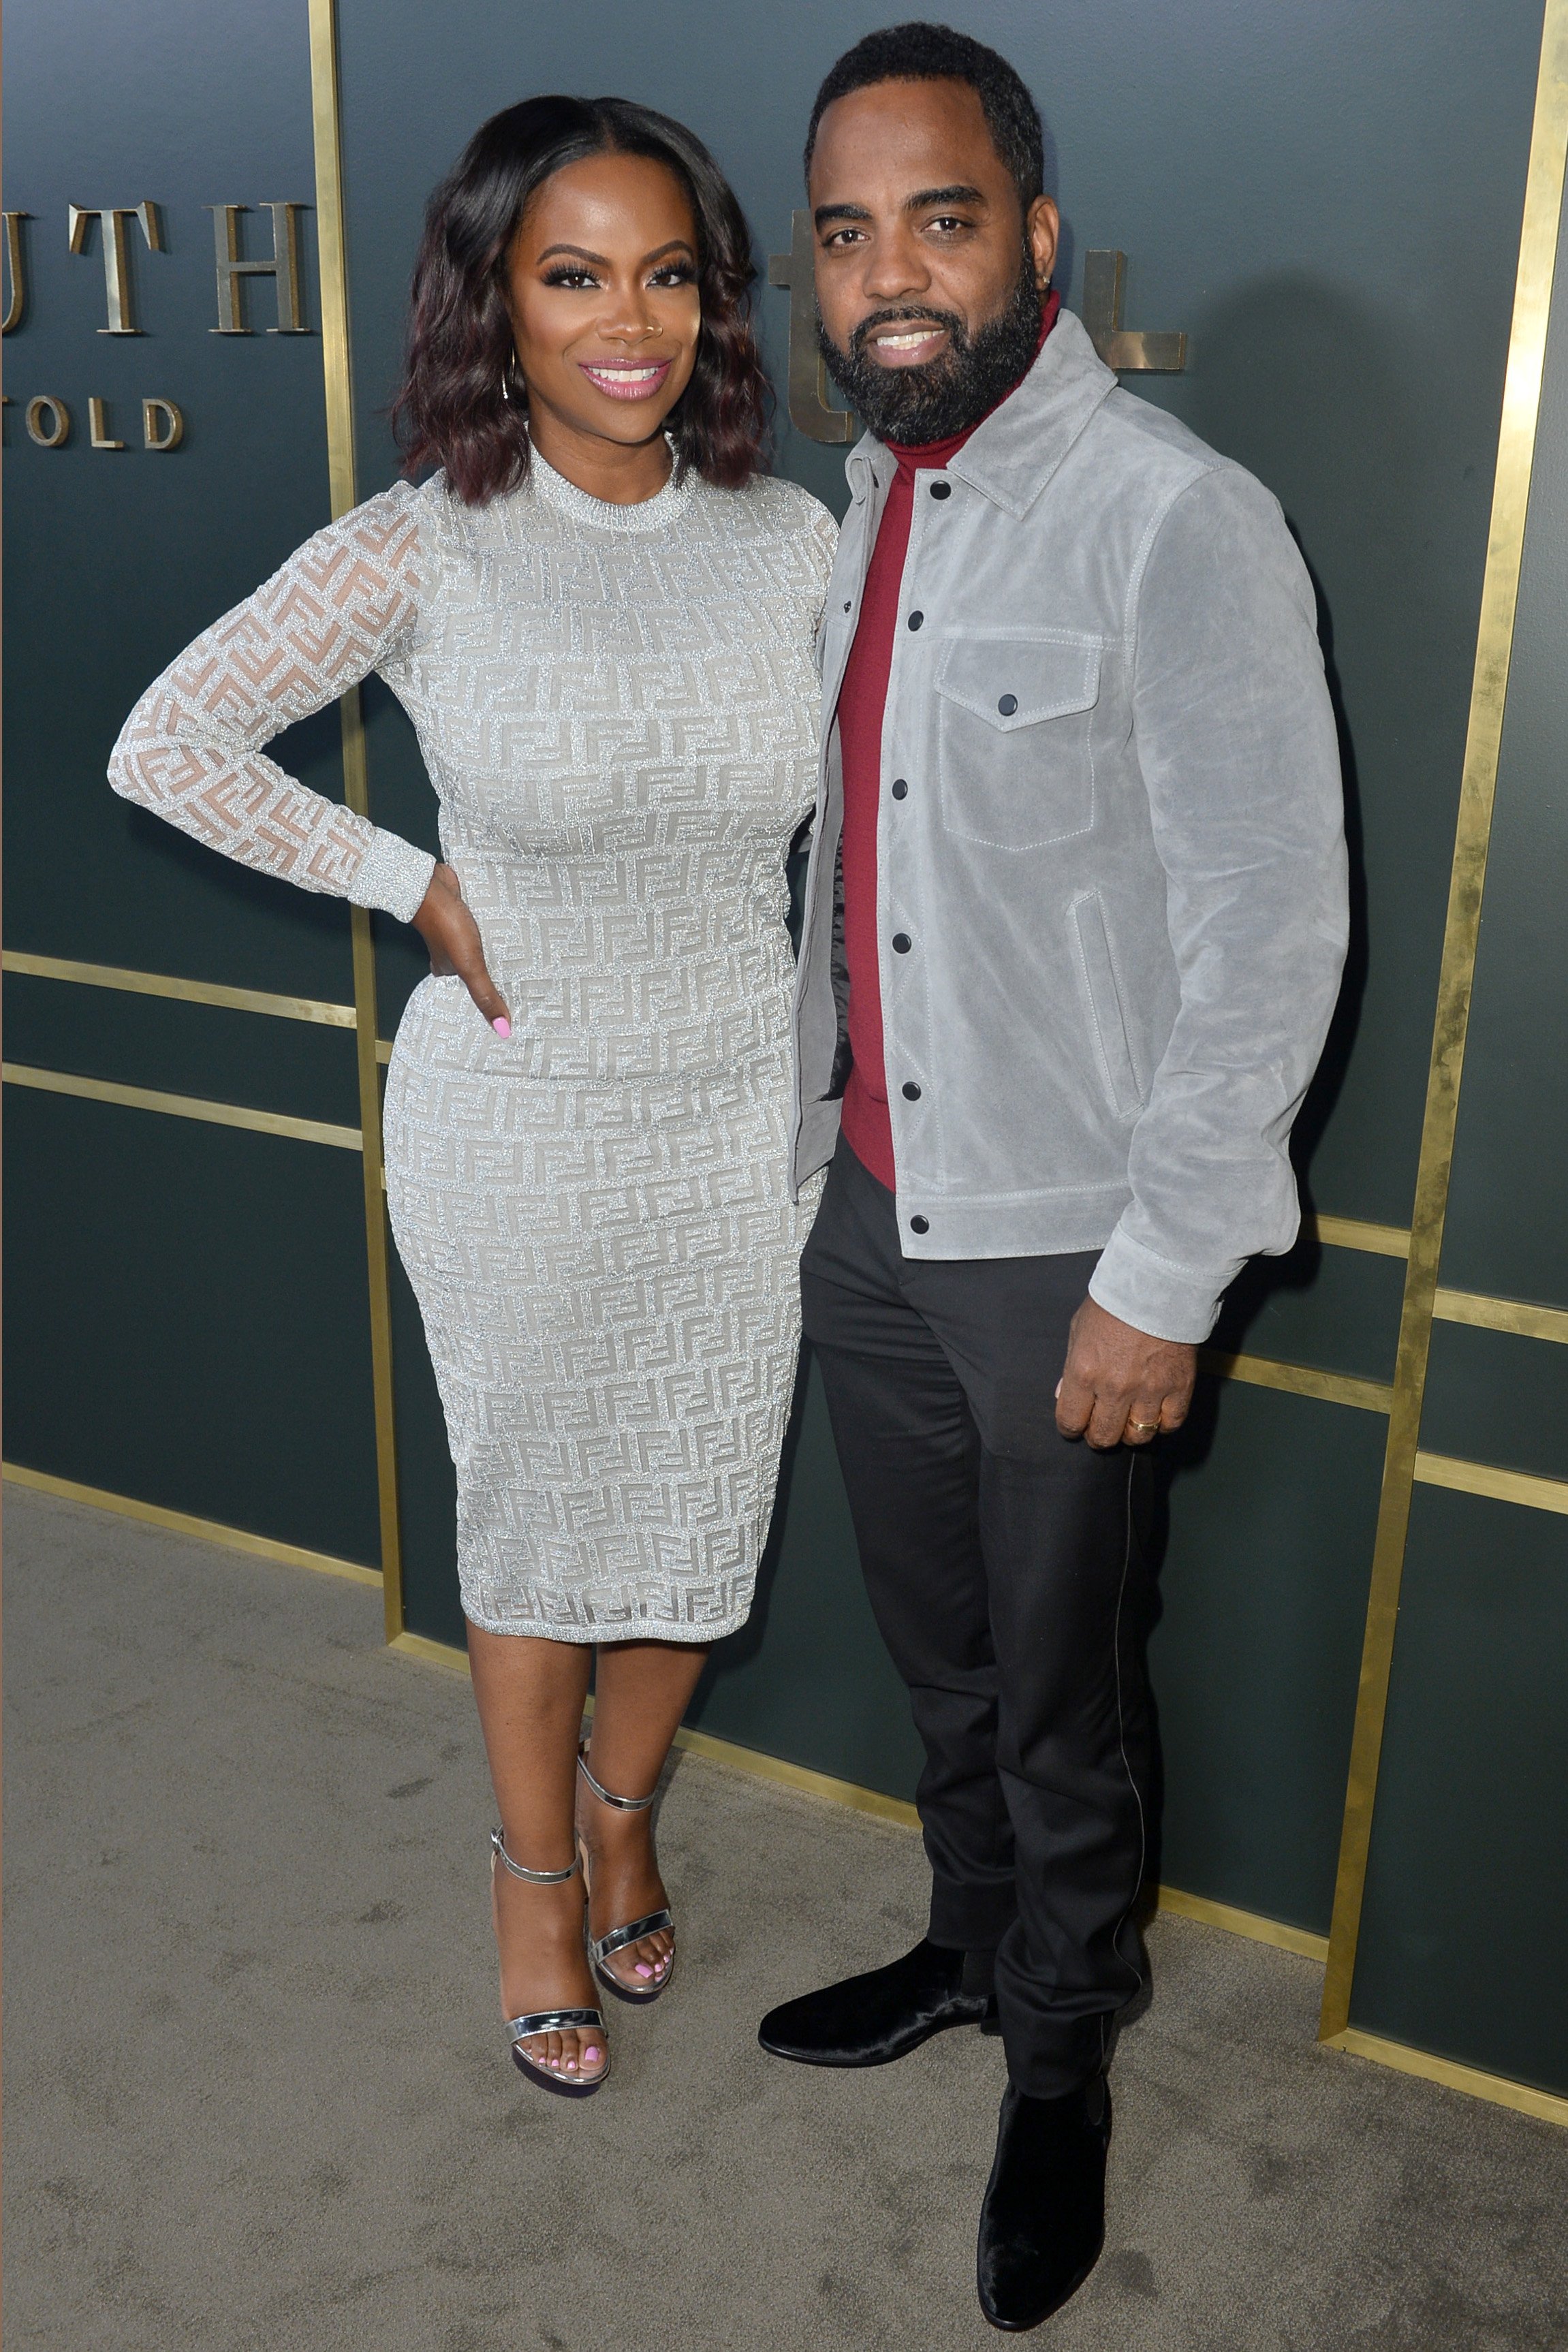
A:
208 204 308 333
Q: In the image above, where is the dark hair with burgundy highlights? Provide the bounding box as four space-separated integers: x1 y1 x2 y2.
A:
392 95 770 505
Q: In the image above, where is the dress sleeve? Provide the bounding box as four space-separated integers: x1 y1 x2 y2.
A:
108 483 438 923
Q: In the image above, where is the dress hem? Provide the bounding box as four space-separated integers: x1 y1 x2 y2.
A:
460 1611 747 1647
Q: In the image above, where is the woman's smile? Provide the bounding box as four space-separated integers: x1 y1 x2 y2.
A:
578 354 676 401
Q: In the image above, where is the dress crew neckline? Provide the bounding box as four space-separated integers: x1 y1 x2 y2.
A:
526 439 697 533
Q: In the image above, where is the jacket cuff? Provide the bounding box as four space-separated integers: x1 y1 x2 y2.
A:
348 830 437 924
1088 1226 1230 1345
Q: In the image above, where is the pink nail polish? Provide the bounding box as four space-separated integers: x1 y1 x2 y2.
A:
584 2046 601 2062
492 1016 511 1038
635 1962 654 1977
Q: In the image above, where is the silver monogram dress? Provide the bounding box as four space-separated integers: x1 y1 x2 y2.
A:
111 454 836 1640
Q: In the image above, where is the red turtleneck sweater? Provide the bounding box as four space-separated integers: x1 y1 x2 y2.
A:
836 292 1061 1189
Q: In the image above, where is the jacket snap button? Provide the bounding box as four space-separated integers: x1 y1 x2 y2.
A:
907 610 924 630
929 481 952 500
891 779 908 800
892 932 911 953
910 1215 930 1234
998 693 1018 716
902 1081 922 1101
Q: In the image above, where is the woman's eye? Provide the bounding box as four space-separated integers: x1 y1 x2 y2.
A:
543 268 600 290
649 264 696 287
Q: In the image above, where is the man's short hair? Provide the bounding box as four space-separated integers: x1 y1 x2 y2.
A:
804 21 1045 215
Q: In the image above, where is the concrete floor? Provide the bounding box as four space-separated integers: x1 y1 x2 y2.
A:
5 1484 1567 2351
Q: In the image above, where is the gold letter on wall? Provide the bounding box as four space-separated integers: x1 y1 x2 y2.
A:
208 204 308 333
1080 251 1187 373
3 213 29 334
768 210 856 445
67 202 164 334
25 396 70 447
142 398 185 451
89 397 127 450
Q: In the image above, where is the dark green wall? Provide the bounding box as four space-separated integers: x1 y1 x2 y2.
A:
1344 152 1568 2083
3 0 381 1563
6 0 1565 2098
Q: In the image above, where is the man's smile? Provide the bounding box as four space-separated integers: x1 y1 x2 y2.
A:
866 322 952 366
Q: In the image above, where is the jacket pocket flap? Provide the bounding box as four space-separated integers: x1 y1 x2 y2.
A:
935 634 1103 731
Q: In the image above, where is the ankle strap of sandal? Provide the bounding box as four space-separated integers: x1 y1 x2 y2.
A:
490 1828 581 1884
577 1743 657 1812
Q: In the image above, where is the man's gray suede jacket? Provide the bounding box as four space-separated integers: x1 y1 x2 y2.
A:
788 309 1348 1344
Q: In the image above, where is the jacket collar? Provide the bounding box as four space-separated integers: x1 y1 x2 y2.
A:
844 307 1117 520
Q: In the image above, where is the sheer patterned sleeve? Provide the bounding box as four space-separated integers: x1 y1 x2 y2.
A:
108 482 438 923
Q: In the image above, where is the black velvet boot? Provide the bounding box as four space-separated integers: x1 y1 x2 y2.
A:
975 2076 1111 2332
758 1937 999 2066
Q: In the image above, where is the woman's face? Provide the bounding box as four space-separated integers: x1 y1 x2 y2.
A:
505 152 702 453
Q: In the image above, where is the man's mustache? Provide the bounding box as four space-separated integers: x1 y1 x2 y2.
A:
845 304 969 360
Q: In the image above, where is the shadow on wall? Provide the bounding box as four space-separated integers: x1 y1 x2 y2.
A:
1180 272 1435 1339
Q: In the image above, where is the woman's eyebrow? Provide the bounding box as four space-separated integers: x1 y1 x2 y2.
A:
534 239 695 266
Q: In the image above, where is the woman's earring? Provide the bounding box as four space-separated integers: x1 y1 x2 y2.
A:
501 365 511 403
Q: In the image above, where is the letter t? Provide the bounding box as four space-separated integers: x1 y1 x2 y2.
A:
67 203 163 334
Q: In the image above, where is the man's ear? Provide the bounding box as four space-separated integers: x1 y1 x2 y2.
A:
1026 195 1059 289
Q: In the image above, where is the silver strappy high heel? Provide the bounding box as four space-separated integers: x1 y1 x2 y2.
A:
489 1829 608 2097
576 1745 676 2006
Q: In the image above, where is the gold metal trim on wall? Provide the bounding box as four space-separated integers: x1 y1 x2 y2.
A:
309 0 405 1644
2 1060 362 1149
1307 1212 1412 1259
1320 0 1568 2046
2 949 359 1028
3 1461 382 1587
1433 1286 1568 1345
1323 2026 1568 2130
1413 1450 1568 1516
1198 1349 1394 1415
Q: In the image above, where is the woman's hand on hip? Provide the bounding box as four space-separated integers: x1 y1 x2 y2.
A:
411 862 511 1035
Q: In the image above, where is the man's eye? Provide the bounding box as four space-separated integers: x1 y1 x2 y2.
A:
928 216 969 234
822 228 864 251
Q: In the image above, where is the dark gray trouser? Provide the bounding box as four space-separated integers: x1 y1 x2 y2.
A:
800 1135 1153 2099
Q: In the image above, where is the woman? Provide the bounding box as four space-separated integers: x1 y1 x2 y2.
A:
109 97 836 2098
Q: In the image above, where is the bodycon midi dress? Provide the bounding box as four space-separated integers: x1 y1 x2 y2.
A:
110 452 837 1641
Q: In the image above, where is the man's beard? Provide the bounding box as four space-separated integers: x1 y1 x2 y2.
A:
817 259 1044 445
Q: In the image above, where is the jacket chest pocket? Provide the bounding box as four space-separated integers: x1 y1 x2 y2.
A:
935 632 1103 851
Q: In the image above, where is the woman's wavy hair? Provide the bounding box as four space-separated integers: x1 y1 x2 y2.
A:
392 95 770 504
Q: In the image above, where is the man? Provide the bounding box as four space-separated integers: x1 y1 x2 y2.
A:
759 22 1347 2334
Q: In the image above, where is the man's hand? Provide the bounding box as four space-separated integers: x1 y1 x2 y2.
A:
411 862 511 1035
1055 1296 1196 1449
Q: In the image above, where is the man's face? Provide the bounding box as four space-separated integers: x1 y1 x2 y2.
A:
809 76 1059 443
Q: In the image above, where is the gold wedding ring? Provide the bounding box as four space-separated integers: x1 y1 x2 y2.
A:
1127 1418 1160 1434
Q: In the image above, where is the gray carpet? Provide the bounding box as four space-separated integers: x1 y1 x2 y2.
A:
5 1486 1566 2351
